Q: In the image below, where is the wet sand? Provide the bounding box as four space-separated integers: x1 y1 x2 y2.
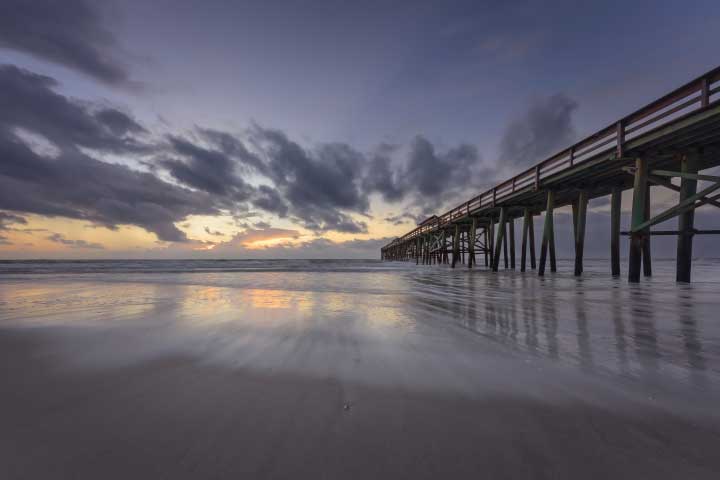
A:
1 260 720 478
2 330 719 479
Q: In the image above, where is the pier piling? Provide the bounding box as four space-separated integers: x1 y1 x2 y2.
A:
610 187 621 276
629 157 648 283
677 153 698 282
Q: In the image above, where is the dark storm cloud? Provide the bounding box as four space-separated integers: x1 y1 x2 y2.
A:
362 144 405 203
499 93 578 168
0 0 136 87
0 65 147 154
46 233 104 249
0 65 220 242
161 135 253 201
197 128 265 174
252 185 289 218
95 108 146 136
405 136 480 198
362 135 487 218
242 126 370 233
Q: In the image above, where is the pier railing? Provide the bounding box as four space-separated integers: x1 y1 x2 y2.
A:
383 66 720 251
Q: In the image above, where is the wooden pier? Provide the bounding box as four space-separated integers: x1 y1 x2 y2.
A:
381 66 720 282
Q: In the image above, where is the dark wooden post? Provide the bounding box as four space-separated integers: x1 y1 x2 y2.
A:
629 157 648 283
574 191 589 276
539 191 555 276
521 208 530 272
529 213 536 269
444 230 449 264
451 225 460 268
642 185 652 277
509 217 516 269
468 217 477 268
492 208 507 272
488 219 495 268
610 187 621 276
676 153 698 282
483 228 489 266
502 221 509 269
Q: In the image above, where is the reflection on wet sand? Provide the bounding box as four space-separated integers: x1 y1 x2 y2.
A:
410 266 713 390
0 259 717 394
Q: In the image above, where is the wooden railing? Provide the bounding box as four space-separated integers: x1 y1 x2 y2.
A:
382 66 720 252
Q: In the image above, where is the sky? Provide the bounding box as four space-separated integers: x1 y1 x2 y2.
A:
1 0 719 259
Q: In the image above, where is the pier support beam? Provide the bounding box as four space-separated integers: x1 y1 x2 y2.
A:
521 209 530 272
509 217 516 269
574 191 589 276
643 186 652 277
502 221 509 269
610 187 621 276
492 208 507 272
529 212 536 269
468 218 477 268
676 154 698 282
444 230 449 264
488 218 495 268
451 225 460 268
483 228 489 266
629 157 648 283
539 191 556 276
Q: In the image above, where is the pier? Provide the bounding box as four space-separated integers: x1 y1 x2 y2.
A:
381 66 720 282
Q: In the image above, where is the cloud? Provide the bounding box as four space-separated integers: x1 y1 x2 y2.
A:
46 232 104 249
0 0 137 88
0 64 220 242
499 93 578 169
362 144 405 203
241 126 370 233
0 211 27 230
252 185 289 218
405 136 481 199
160 135 253 202
165 126 491 234
218 227 301 249
384 212 423 226
0 65 147 154
363 135 487 214
0 62 545 247
204 226 224 236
